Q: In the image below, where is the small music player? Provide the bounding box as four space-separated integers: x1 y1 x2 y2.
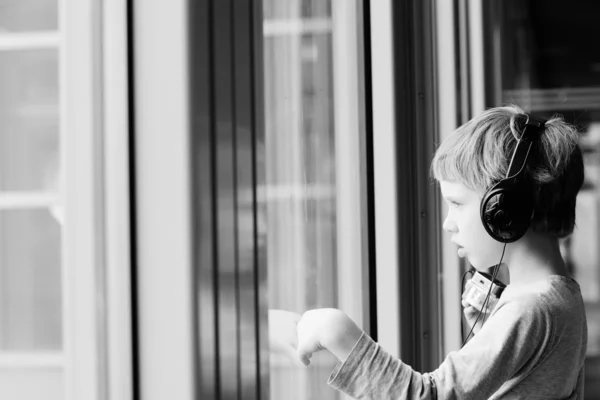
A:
463 271 506 313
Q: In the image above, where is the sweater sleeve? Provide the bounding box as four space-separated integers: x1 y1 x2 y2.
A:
328 332 437 399
328 296 552 400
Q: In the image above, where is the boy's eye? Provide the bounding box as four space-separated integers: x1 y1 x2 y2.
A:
450 200 462 208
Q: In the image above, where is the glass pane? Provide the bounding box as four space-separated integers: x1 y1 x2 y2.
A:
263 1 368 398
482 1 600 397
0 0 58 32
0 50 60 192
0 369 63 399
0 209 62 350
264 0 331 19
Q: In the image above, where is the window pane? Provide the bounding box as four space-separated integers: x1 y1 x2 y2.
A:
0 0 58 32
0 369 63 399
263 1 368 398
0 50 59 192
482 1 600 397
0 209 62 350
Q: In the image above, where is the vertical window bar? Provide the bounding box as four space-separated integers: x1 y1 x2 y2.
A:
251 0 269 398
233 0 260 399
212 0 240 397
189 0 218 397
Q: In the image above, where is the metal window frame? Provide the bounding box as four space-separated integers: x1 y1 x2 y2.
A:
64 0 134 398
62 0 107 398
370 0 443 371
103 0 134 399
434 0 463 355
131 0 196 399
188 0 268 398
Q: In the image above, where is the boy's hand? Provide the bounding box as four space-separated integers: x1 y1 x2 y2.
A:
268 309 304 366
461 298 486 334
296 308 363 366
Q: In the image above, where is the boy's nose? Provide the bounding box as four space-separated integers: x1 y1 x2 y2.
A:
443 216 457 233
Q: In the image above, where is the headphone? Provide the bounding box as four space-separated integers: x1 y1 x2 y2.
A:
480 114 546 243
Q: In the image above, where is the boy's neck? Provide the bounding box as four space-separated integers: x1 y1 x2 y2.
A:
505 231 569 286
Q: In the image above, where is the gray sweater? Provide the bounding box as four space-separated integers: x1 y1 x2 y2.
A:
328 275 587 399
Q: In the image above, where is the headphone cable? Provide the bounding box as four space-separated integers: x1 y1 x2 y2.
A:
461 243 507 347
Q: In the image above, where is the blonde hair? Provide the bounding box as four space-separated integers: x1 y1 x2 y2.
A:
431 104 584 238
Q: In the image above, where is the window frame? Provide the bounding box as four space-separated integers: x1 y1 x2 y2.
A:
370 0 443 371
132 0 196 399
64 0 133 398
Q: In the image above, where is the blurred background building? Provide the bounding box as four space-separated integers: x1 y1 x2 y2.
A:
0 0 599 399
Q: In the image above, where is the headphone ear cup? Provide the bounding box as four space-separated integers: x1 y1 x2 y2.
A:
481 181 532 243
481 188 507 241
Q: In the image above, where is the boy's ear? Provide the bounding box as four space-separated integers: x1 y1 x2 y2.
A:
481 180 533 243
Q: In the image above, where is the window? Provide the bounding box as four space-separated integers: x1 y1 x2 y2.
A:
468 1 600 397
0 1 63 398
481 3 600 397
262 1 370 398
0 1 131 399
438 0 600 399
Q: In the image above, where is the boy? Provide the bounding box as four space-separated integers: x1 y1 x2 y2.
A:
295 105 588 399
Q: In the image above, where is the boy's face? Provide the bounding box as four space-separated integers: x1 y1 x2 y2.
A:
440 180 505 270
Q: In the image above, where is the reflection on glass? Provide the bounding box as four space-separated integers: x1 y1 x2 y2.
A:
0 0 58 32
483 1 600 397
0 50 59 192
264 1 367 398
0 210 62 350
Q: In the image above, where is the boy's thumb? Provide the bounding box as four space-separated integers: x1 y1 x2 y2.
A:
296 342 312 367
281 342 305 367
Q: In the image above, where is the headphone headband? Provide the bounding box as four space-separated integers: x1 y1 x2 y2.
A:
505 115 546 180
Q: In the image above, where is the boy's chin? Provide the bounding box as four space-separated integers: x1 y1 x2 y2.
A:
468 259 488 271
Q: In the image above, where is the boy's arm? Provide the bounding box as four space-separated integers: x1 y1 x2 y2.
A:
327 332 438 399
297 309 439 398
298 300 550 400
